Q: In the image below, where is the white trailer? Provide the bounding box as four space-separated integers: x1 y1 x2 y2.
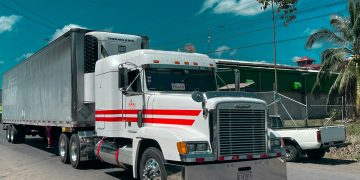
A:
3 28 286 180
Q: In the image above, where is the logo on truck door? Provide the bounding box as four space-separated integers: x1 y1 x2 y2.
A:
128 100 136 109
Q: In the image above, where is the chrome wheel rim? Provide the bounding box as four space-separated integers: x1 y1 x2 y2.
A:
285 146 295 159
142 158 161 180
59 137 66 157
70 141 77 162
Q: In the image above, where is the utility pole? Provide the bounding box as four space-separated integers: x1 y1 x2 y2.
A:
207 27 211 54
271 0 279 115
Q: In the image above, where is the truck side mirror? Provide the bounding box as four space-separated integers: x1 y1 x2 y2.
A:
118 67 129 92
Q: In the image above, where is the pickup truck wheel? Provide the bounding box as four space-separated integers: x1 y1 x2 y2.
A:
282 144 298 162
69 133 83 169
140 147 167 180
59 133 70 164
306 149 326 160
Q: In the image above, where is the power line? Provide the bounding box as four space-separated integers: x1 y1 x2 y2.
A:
10 0 61 29
0 1 55 30
151 0 344 39
169 9 348 50
157 0 346 49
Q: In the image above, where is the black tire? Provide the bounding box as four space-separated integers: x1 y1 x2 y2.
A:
69 133 83 169
59 133 70 164
5 125 11 142
282 144 299 162
10 125 18 144
139 147 167 180
17 126 25 143
306 149 326 160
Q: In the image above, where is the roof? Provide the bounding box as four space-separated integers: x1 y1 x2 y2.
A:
215 59 320 72
295 56 315 62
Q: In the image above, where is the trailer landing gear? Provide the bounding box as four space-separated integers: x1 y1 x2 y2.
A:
45 127 54 148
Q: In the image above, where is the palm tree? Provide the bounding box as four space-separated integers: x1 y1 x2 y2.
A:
306 0 360 118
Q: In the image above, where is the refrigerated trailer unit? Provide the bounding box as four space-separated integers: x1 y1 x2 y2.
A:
2 28 147 128
2 28 286 180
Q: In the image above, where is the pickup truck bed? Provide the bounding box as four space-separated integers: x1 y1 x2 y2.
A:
270 116 350 161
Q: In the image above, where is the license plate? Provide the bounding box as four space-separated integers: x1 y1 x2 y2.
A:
237 170 253 180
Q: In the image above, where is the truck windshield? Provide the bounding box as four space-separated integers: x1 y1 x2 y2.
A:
145 68 217 92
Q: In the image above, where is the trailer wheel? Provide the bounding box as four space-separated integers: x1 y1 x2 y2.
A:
306 149 325 160
17 126 25 143
282 144 298 162
6 125 11 142
59 133 70 164
69 133 83 169
139 147 167 180
10 125 18 144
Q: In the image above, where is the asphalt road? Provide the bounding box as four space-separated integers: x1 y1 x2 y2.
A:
0 128 359 180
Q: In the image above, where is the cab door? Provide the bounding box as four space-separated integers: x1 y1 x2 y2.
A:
123 69 144 133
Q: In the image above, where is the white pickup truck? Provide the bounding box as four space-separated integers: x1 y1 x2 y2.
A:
270 115 351 161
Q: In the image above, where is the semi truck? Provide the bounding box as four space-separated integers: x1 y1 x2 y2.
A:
2 28 286 180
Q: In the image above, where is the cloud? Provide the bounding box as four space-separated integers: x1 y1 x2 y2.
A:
16 53 34 62
291 56 301 62
51 24 86 41
198 0 267 16
0 15 21 34
215 45 238 57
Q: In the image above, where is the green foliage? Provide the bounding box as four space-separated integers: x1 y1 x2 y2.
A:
257 0 297 24
307 0 360 117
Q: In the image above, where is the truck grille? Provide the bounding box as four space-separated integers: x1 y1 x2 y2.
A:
218 109 266 156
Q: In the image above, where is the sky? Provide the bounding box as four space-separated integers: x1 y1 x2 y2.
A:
0 0 349 83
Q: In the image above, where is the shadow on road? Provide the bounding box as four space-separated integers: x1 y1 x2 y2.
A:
296 157 357 166
24 136 58 156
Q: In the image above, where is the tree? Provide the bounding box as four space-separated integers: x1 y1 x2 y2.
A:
257 0 298 24
307 0 360 119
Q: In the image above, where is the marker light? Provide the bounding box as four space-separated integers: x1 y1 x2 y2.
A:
175 61 180 64
153 60 160 63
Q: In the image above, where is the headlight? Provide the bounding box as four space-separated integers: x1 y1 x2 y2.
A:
177 141 209 155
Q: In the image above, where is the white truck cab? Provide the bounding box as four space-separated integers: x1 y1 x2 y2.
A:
92 49 287 179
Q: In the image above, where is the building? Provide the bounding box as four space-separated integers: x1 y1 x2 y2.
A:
215 59 337 120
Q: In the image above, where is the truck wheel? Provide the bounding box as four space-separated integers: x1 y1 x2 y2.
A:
139 147 167 180
10 125 18 144
282 144 298 162
17 126 25 143
69 133 83 169
6 125 11 142
59 133 70 164
306 149 326 160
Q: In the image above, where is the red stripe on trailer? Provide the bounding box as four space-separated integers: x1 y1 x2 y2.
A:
146 109 201 116
218 156 225 161
246 154 253 160
96 109 201 116
95 117 195 126
144 118 195 126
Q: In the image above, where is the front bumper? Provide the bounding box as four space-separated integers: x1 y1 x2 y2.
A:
165 158 287 180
